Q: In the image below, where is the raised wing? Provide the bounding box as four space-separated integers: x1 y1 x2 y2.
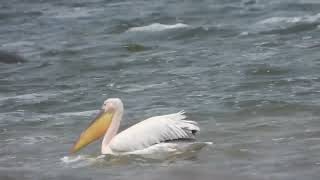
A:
108 111 200 153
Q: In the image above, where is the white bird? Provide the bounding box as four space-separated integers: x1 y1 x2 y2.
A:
71 98 209 156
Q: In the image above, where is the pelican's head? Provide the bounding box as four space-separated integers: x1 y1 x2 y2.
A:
101 98 123 113
70 98 123 153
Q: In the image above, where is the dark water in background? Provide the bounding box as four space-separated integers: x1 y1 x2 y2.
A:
1 0 320 179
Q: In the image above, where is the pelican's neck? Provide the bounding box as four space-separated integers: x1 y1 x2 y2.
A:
101 107 123 154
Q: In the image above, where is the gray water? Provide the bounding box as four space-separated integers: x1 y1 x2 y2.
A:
1 0 320 179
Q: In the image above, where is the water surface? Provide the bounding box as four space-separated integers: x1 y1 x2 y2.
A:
1 0 320 179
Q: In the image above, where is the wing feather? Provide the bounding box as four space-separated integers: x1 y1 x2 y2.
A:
109 111 200 153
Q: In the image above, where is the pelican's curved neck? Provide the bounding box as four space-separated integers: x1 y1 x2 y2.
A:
101 106 123 154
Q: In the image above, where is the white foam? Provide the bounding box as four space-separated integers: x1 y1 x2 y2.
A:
22 135 58 145
2 41 35 48
61 155 86 164
59 110 98 117
127 23 189 32
118 82 168 93
243 13 320 35
258 13 320 26
60 155 106 168
4 135 58 145
46 7 102 19
0 92 58 104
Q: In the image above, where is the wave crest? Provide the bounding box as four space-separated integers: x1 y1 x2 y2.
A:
127 23 189 32
243 13 320 35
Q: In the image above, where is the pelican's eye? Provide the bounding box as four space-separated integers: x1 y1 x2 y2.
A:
102 102 107 109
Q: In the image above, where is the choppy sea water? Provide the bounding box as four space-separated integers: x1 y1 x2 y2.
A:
1 0 320 179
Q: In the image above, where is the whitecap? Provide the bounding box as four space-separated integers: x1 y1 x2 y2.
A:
21 135 58 145
117 82 168 93
127 23 189 32
45 7 102 19
0 92 58 103
257 13 320 26
245 13 320 34
5 135 59 145
59 110 98 117
2 41 34 47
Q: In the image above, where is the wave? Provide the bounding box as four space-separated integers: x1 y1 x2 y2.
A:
61 142 213 167
4 135 59 145
0 92 57 104
59 110 98 117
60 155 102 168
243 13 320 35
46 7 102 19
257 13 320 26
127 23 189 32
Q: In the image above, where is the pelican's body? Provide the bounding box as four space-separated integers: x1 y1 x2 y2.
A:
71 98 207 156
103 110 199 155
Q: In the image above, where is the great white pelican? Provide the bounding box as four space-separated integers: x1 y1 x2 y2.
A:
71 98 208 155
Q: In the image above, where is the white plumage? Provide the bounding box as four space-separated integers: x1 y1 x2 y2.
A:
71 98 210 157
108 111 200 153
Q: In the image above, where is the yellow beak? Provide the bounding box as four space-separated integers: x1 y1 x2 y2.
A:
70 110 114 153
